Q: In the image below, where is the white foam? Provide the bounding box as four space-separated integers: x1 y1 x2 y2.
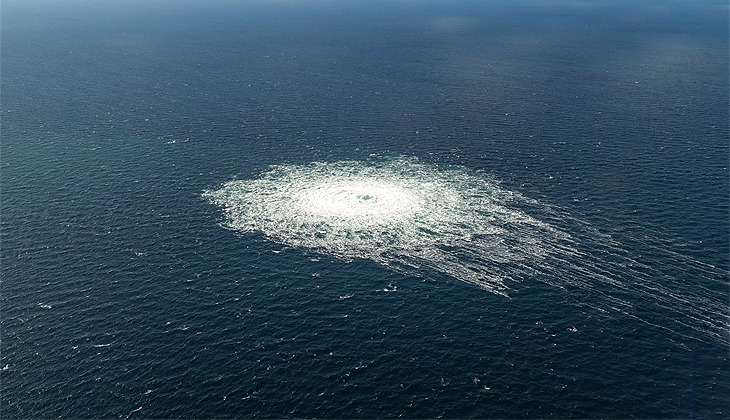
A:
204 156 560 295
204 155 729 345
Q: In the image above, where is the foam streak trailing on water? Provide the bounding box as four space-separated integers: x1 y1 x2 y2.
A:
204 156 560 296
204 156 729 345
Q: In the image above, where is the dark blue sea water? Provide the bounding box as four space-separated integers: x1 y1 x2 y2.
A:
2 0 729 418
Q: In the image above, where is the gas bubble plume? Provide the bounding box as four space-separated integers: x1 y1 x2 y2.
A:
204 156 729 345
204 156 561 295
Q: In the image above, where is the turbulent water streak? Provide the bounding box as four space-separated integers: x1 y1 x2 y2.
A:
204 156 565 295
205 156 729 345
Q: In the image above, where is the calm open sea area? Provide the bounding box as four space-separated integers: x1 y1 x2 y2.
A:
1 0 728 418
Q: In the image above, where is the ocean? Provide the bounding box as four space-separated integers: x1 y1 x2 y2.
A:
1 0 728 418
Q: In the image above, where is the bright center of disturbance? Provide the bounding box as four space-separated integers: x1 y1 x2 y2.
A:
298 180 422 220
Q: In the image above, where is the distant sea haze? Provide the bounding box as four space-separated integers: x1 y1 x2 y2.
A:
1 0 728 418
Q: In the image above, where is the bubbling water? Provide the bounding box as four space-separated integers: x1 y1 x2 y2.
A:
204 156 563 295
204 155 729 345
296 180 422 220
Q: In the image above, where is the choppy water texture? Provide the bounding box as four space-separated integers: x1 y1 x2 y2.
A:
207 156 728 346
2 0 729 418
